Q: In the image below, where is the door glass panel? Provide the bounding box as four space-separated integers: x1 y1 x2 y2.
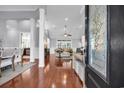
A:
89 5 107 77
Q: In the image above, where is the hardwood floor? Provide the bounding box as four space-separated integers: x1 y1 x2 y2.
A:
0 54 83 88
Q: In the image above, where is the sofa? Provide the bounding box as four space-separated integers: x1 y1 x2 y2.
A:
55 48 73 58
0 47 24 77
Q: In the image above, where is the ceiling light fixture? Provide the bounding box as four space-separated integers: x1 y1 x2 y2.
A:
64 25 67 37
64 24 72 37
63 18 72 37
64 34 67 37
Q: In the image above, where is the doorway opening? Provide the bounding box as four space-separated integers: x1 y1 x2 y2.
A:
20 32 31 62
20 32 30 49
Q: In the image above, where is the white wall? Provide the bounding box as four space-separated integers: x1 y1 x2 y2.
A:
0 9 41 60
0 19 31 47
33 10 40 59
34 24 39 58
50 39 56 54
0 19 6 47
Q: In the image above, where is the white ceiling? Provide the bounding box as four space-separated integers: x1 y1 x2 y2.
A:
46 5 85 40
0 5 44 11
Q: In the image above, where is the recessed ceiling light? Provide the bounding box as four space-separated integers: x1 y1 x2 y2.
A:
64 17 68 21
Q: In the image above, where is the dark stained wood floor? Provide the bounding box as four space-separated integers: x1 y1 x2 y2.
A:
0 55 83 88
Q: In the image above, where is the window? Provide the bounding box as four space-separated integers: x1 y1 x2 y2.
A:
56 40 72 48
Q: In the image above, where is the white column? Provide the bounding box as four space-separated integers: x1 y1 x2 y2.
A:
39 9 45 67
30 18 35 62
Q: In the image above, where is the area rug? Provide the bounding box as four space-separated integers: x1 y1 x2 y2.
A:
0 62 36 86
